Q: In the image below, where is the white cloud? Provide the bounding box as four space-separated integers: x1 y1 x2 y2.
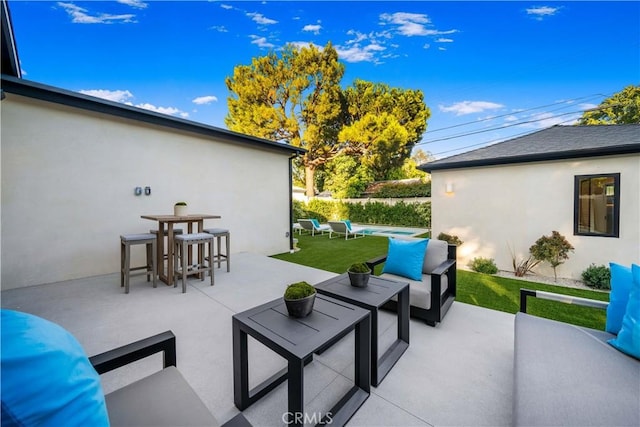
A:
79 89 188 118
247 12 278 25
136 103 189 118
436 38 453 43
116 0 147 9
289 41 323 51
423 43 430 49
336 43 386 63
192 95 218 105
303 24 322 35
380 12 431 36
439 101 504 116
210 25 228 32
57 2 136 24
220 4 233 10
250 35 275 49
79 89 134 103
526 6 560 20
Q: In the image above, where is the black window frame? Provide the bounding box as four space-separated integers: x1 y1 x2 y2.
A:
574 173 620 238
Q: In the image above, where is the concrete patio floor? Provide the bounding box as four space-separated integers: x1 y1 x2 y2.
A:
1 252 515 426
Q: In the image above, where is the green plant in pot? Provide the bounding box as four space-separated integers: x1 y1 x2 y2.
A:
174 201 188 216
284 281 316 318
348 262 371 288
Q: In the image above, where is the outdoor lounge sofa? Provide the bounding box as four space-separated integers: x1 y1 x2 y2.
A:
367 238 456 326
514 290 640 426
297 218 330 236
328 220 366 240
1 309 248 427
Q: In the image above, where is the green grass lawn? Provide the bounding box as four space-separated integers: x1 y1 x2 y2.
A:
272 232 608 330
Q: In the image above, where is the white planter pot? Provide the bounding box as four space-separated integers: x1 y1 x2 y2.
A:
174 205 188 216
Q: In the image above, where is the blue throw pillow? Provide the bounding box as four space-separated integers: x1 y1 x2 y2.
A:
1 309 109 427
382 238 429 281
606 263 633 334
311 219 321 228
609 264 640 360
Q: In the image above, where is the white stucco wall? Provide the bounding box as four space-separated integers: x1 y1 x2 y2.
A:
1 94 294 289
431 155 640 280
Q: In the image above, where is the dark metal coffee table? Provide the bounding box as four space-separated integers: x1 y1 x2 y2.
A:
314 274 409 386
232 294 371 427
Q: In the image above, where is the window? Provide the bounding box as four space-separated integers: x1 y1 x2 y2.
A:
574 173 620 237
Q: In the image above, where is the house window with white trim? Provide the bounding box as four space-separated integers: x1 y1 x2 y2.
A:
574 173 620 237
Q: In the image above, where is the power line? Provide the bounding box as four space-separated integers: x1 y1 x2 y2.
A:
424 93 609 134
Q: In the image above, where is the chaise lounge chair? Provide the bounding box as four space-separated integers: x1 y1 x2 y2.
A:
298 218 330 236
328 220 366 240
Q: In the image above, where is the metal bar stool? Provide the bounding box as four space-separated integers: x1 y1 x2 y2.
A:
203 228 230 272
120 233 157 294
173 233 214 293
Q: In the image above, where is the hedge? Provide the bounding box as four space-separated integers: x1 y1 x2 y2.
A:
293 199 430 228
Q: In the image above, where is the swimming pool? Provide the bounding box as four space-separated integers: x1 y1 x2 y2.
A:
360 228 416 236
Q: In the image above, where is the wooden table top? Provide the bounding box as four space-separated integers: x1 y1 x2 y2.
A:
141 214 221 222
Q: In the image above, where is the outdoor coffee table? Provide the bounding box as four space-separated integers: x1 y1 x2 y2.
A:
232 294 371 427
314 274 409 386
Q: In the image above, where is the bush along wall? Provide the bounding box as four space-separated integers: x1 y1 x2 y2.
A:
293 199 431 228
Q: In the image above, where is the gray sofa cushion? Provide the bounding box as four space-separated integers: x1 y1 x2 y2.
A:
380 272 448 310
422 239 448 274
105 366 219 426
514 312 640 426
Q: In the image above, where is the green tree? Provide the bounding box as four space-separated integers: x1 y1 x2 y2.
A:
579 85 640 125
323 154 373 198
339 80 430 181
225 42 345 197
529 231 575 281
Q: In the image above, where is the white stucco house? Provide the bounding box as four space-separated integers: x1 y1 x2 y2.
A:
0 2 304 289
421 124 640 280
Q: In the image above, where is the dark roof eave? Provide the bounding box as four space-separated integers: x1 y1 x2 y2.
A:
420 144 640 172
1 1 21 78
0 75 306 156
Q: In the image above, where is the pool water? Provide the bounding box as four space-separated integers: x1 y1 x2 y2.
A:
360 229 415 236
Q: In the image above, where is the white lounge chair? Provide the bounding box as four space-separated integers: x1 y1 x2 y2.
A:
328 220 366 240
298 219 330 236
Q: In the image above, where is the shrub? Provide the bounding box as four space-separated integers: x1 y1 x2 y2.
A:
348 263 370 273
582 264 611 290
284 281 316 299
508 243 541 277
469 257 498 274
369 182 431 198
530 231 575 281
437 232 463 246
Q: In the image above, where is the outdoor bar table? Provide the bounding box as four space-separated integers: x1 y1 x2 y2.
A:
141 214 220 286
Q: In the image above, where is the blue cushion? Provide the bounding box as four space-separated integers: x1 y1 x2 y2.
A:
382 238 429 281
609 264 640 360
0 310 109 427
341 219 352 231
606 263 633 334
311 219 321 228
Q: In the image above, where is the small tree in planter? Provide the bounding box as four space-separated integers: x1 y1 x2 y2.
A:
529 231 574 281
348 263 371 287
284 281 316 318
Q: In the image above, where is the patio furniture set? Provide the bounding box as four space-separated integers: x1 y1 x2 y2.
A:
296 218 367 240
119 213 230 294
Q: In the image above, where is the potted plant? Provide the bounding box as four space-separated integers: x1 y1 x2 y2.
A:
284 281 316 318
174 201 188 216
348 262 371 288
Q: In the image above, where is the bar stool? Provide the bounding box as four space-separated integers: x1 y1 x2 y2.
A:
173 233 214 293
120 233 157 294
203 228 230 272
151 228 183 265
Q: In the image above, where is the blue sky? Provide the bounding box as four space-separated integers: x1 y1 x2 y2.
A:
8 1 640 159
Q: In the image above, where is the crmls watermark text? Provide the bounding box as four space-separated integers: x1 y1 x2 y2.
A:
282 411 333 425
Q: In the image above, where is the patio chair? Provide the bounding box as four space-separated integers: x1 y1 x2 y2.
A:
367 238 457 326
1 309 249 427
328 220 366 240
297 218 330 236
